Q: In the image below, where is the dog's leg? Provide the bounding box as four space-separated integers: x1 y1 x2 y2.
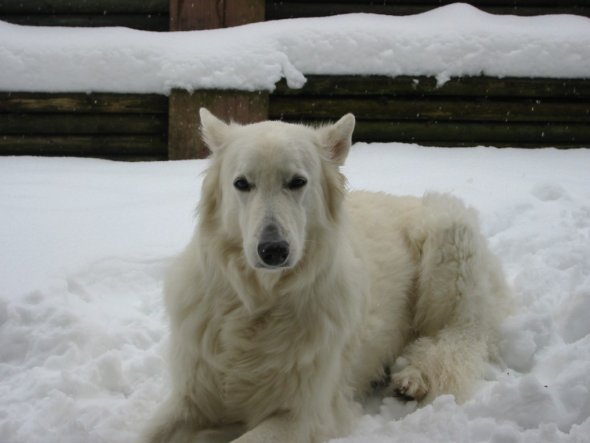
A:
139 394 210 443
391 194 508 403
391 325 488 402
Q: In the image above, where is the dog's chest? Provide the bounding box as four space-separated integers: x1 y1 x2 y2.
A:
209 305 328 422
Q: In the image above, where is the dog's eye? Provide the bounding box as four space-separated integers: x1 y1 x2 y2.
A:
233 177 252 192
287 176 307 190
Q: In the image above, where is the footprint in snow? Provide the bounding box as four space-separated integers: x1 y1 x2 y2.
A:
530 182 568 202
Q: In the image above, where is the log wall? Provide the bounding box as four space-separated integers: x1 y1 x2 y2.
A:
1 1 589 159
0 93 168 160
0 0 169 30
267 1 590 19
271 76 590 148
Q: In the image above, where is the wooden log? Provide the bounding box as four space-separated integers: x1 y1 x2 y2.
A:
265 1 590 19
273 118 590 145
170 0 222 30
270 97 590 123
0 14 169 31
169 0 264 31
0 135 167 157
0 114 167 135
225 0 265 27
381 141 588 149
168 90 269 159
273 76 590 99
347 121 590 144
0 0 168 14
266 3 433 19
0 93 168 114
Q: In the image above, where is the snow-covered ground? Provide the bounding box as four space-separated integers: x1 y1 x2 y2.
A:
1 144 589 443
1 3 590 93
1 2 590 441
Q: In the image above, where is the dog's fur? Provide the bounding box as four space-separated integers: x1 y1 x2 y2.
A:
140 110 511 443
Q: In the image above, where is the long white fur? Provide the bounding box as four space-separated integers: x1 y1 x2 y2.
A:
139 110 512 443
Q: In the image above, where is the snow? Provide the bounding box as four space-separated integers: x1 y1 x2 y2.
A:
1 3 590 93
1 144 590 443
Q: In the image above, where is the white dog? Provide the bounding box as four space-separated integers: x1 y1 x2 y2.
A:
140 110 511 443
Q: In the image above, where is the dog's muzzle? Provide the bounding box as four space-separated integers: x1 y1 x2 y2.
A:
257 224 290 268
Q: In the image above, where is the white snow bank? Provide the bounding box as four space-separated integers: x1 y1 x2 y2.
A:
1 144 590 443
1 3 590 93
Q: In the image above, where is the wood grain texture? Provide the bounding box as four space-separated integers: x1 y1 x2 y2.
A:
0 135 167 157
0 93 168 114
273 76 590 99
271 75 590 147
169 0 264 31
0 114 167 135
0 0 168 14
270 97 590 123
168 90 268 159
266 1 590 19
275 119 590 146
352 121 590 144
0 14 168 31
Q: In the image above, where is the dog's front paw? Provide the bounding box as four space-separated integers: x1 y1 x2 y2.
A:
391 365 429 401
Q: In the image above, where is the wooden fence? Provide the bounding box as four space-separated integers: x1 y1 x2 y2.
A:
271 76 590 148
1 1 589 159
267 0 590 19
0 93 168 160
0 0 169 30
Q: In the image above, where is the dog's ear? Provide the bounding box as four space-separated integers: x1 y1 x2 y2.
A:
320 113 355 165
200 108 230 153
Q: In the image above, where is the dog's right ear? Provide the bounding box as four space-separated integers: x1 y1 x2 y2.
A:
319 113 356 166
200 108 230 153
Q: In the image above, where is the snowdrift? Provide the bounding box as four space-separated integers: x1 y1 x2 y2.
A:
1 144 590 442
1 3 590 93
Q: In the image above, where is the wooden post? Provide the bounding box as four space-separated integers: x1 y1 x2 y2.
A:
170 0 264 30
169 90 268 159
168 0 267 159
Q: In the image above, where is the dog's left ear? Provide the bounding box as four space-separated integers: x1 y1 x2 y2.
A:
319 114 356 165
200 108 230 153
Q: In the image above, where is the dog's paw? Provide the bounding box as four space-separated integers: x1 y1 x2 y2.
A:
391 365 429 401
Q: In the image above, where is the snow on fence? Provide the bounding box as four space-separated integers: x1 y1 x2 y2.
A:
0 1 589 159
2 1 590 28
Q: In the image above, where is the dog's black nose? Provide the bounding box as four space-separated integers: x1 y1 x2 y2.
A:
257 241 290 267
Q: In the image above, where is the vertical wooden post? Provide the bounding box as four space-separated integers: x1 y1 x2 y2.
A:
169 90 268 159
168 0 267 160
224 0 265 27
170 0 264 30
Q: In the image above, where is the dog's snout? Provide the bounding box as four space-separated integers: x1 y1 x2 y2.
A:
257 224 290 267
258 241 290 267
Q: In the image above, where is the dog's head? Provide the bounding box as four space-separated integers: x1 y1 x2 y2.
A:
199 108 355 272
